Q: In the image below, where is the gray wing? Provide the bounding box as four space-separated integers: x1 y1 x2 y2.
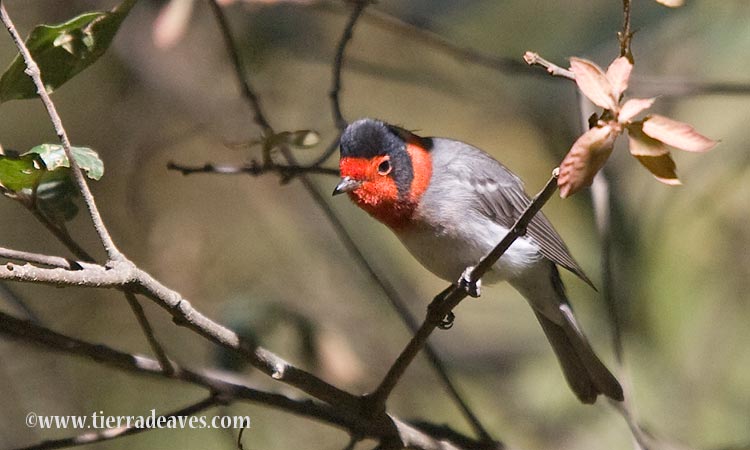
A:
430 138 595 288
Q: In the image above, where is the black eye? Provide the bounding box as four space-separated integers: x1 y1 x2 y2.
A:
377 159 391 175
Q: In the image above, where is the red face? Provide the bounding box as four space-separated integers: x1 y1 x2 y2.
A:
338 144 432 229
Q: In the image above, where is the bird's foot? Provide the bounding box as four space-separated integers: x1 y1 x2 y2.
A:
437 311 455 330
458 267 481 298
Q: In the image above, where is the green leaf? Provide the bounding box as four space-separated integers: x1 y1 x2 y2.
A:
27 144 104 180
0 152 46 193
0 0 137 102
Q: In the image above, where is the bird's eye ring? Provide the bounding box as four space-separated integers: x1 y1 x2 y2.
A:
377 159 392 175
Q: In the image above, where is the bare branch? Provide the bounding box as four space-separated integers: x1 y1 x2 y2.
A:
619 0 634 62
0 257 357 410
124 292 174 375
0 247 90 270
206 0 272 134
0 3 123 262
166 160 339 179
330 0 369 131
28 207 95 263
0 260 134 287
367 169 560 414
0 312 488 450
316 3 528 76
523 52 575 80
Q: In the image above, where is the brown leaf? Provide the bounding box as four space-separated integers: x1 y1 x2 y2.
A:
570 57 617 110
558 124 618 198
606 56 633 100
627 122 668 156
634 153 681 185
619 98 655 123
642 114 717 152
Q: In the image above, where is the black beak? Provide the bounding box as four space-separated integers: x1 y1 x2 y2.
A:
332 177 363 196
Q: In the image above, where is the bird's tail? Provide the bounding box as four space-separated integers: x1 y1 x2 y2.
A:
532 307 623 403
522 264 623 403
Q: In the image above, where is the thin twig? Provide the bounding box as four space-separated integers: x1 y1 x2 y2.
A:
28 207 95 263
310 132 341 168
206 0 272 134
619 0 634 62
523 52 575 80
330 0 369 131
0 247 87 270
0 282 40 322
16 396 219 450
0 3 123 262
167 160 339 178
367 169 560 414
124 292 175 375
315 3 528 76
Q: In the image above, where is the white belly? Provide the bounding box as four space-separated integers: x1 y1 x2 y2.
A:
395 220 543 284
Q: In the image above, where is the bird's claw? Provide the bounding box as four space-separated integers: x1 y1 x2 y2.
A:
438 311 455 330
459 267 481 298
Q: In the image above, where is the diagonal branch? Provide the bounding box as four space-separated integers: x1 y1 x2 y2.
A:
124 292 174 375
206 0 272 134
0 311 489 450
330 0 369 131
0 258 360 410
366 169 560 414
0 3 123 263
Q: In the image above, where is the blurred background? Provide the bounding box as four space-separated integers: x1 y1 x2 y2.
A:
0 0 748 449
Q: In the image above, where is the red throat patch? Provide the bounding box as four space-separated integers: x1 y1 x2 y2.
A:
339 142 432 229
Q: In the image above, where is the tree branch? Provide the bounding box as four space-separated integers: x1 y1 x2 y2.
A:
315 3 528 76
0 247 90 271
0 3 123 263
618 0 634 62
523 51 575 80
0 311 489 450
124 292 174 375
206 0 272 134
330 0 369 131
166 160 339 179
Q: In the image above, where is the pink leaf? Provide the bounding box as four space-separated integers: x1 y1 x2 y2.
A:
558 125 618 198
570 57 617 110
627 122 668 156
619 98 655 123
634 154 681 185
642 114 717 152
606 56 633 100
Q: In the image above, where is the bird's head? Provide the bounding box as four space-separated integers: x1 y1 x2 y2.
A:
333 118 433 229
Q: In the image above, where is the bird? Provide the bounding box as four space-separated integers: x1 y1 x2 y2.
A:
332 118 623 404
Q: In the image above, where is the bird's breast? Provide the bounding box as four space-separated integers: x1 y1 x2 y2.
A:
394 216 544 284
